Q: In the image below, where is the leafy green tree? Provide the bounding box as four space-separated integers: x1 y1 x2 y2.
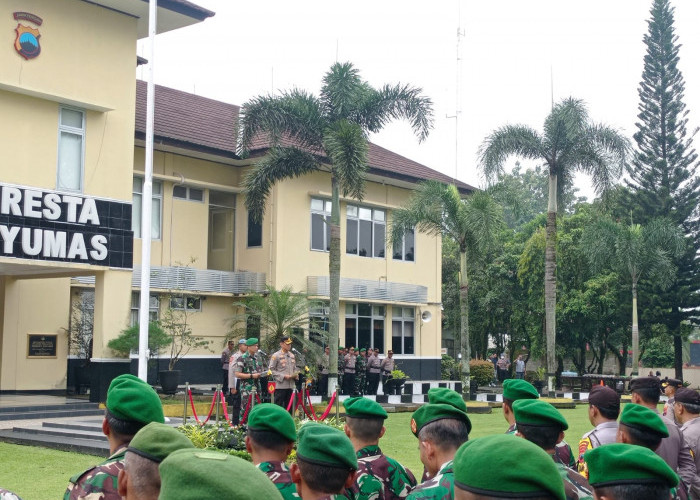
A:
108 321 172 357
240 62 433 395
624 0 700 379
582 217 684 373
227 285 327 371
641 335 675 368
391 182 503 388
479 98 629 392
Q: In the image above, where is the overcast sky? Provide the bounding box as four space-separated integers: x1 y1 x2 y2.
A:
139 0 700 199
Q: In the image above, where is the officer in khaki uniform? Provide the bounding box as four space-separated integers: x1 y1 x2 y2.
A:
577 385 620 478
674 388 700 500
269 336 298 411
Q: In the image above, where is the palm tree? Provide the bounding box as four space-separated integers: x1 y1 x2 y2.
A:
227 286 328 372
582 217 684 374
240 62 433 396
479 98 629 392
391 181 503 389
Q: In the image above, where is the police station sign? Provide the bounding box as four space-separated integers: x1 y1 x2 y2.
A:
0 183 133 269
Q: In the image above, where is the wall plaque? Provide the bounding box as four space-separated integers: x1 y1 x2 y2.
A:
27 334 57 358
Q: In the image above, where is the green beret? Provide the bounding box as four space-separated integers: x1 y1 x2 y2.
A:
247 403 297 442
297 422 357 470
127 422 194 463
502 379 539 401
159 449 283 500
360 348 366 352
410 403 472 437
453 435 565 500
245 337 259 346
586 443 678 488
106 374 164 424
619 404 669 437
427 387 467 412
344 397 388 419
339 346 345 350
512 399 568 430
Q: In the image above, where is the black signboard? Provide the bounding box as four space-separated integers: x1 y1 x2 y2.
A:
0 183 133 269
27 334 57 358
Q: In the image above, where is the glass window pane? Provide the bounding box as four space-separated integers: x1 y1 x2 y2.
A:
152 181 162 196
345 304 356 315
346 205 358 217
358 317 371 350
345 317 357 347
61 108 83 128
374 223 385 258
358 303 372 317
393 307 402 317
248 211 262 247
173 185 187 199
373 210 385 222
57 132 82 191
150 198 161 239
405 229 415 261
373 319 384 351
311 198 324 211
189 188 204 201
392 321 402 354
359 220 372 257
346 219 358 254
149 295 159 310
404 322 414 354
393 239 403 260
132 192 142 237
359 207 372 220
311 213 326 250
325 201 332 213
325 218 331 251
133 178 142 193
210 190 234 207
404 307 414 318
373 306 384 316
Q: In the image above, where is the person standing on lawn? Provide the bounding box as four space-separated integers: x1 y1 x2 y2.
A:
344 397 417 499
269 336 298 412
64 374 164 500
367 348 382 395
246 404 299 500
514 355 525 379
221 340 235 394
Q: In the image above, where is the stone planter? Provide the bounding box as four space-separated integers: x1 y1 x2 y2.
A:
159 370 181 394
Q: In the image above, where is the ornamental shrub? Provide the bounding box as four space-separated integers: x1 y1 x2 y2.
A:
469 359 494 387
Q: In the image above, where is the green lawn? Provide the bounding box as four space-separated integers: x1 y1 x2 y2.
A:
0 402 632 499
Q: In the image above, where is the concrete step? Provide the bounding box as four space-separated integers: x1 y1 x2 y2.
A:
0 408 104 421
0 428 109 456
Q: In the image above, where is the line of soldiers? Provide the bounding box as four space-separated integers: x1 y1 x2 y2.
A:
7 371 694 499
338 346 395 396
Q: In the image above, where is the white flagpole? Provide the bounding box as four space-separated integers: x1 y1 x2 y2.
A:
138 0 157 381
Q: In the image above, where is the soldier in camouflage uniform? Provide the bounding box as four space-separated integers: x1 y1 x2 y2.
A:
247 404 300 499
64 374 164 500
512 399 593 500
344 397 417 499
407 399 471 499
234 337 264 424
338 347 346 394
355 348 368 396
291 423 358 500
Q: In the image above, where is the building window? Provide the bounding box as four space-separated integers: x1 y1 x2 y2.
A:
392 307 415 355
57 107 85 192
173 185 204 202
309 303 329 347
393 228 415 262
346 205 385 258
169 296 202 311
310 198 331 252
132 178 162 239
247 211 262 247
345 303 384 351
130 292 160 326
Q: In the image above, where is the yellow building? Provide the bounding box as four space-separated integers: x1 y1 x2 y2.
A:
0 0 472 400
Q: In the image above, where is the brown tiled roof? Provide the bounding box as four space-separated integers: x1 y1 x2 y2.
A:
135 80 239 158
135 80 474 192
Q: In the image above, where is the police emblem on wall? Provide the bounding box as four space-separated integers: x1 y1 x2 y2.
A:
13 12 43 60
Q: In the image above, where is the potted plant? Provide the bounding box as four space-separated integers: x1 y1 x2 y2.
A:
385 369 409 395
107 321 172 384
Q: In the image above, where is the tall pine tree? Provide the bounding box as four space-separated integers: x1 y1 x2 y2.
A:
626 0 700 379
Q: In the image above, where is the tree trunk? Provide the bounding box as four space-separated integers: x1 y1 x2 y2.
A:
459 248 470 392
673 306 684 380
327 178 341 397
631 283 639 375
544 173 558 394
